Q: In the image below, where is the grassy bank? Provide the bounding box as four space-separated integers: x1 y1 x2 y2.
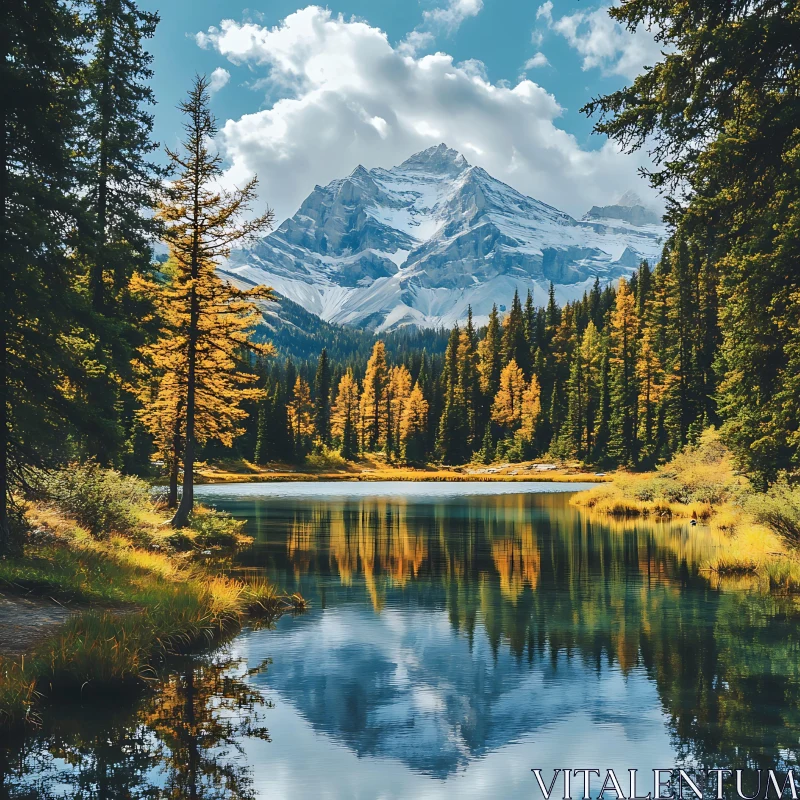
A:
0 470 304 731
194 455 609 485
572 430 800 592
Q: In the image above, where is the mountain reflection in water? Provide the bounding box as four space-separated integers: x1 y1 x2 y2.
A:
3 484 800 798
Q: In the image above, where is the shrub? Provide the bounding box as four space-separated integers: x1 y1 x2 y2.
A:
746 480 800 549
34 463 151 538
190 509 246 549
305 446 347 470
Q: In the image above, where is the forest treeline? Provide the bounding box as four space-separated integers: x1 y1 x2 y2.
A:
247 258 716 471
3 0 800 549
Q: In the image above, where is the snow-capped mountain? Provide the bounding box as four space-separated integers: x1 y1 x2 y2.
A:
226 144 666 331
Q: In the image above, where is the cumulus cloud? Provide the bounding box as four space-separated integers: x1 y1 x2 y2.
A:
208 66 231 94
523 52 549 70
197 6 657 224
544 4 663 80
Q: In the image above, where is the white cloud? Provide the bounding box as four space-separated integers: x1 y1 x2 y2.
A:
399 0 483 55
536 2 553 22
523 52 549 70
548 5 662 80
198 6 658 224
208 66 231 94
422 0 484 32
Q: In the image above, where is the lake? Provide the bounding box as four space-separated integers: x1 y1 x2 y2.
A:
2 482 800 799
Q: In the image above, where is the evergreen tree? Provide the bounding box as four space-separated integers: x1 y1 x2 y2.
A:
437 386 470 465
608 279 639 465
502 290 530 377
566 321 602 459
584 0 800 481
400 383 429 465
478 304 503 403
313 348 332 445
459 308 480 445
80 0 162 463
2 0 87 549
139 77 274 527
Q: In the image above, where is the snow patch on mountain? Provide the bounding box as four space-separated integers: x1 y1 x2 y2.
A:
227 144 666 331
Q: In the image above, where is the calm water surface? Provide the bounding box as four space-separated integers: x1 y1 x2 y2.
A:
3 482 800 799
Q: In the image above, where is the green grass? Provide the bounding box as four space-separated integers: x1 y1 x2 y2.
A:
0 504 304 731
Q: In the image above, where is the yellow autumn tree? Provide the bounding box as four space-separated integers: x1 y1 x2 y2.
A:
491 359 527 429
519 375 542 441
288 376 314 455
386 364 412 459
331 369 360 459
400 383 429 465
359 341 389 451
134 76 274 526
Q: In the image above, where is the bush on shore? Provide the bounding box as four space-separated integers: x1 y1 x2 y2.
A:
31 462 152 538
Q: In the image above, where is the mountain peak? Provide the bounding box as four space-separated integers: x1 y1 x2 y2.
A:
399 143 469 174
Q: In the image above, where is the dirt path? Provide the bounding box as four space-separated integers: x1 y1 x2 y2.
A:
0 593 76 657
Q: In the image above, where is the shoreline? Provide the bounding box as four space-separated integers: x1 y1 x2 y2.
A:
190 458 612 486
0 502 304 732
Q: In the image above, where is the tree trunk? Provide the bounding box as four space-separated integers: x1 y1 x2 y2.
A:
171 329 196 527
0 70 11 553
167 399 183 508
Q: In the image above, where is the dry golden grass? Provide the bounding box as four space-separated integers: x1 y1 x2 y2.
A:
572 430 800 593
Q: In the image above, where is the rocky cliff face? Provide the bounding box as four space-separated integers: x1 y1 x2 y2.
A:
227 144 666 331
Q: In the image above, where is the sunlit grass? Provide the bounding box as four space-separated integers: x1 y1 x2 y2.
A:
0 501 301 731
572 429 800 593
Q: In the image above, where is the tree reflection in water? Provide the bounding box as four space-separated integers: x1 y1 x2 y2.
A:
0 653 272 799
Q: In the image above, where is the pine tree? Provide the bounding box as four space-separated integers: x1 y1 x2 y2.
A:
2 0 88 550
313 348 332 445
437 386 470 465
79 0 163 463
400 383 429 465
502 290 530 377
359 341 389 451
566 320 602 459
478 304 503 402
137 77 274 527
332 370 360 459
458 308 480 445
636 325 664 465
608 279 639 465
253 391 269 465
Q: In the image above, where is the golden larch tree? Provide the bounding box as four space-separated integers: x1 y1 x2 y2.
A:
519 375 542 441
491 359 527 429
135 76 274 526
288 375 314 450
331 369 360 459
386 364 412 459
359 341 389 451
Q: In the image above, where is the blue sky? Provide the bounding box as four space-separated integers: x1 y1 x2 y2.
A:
139 0 663 222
